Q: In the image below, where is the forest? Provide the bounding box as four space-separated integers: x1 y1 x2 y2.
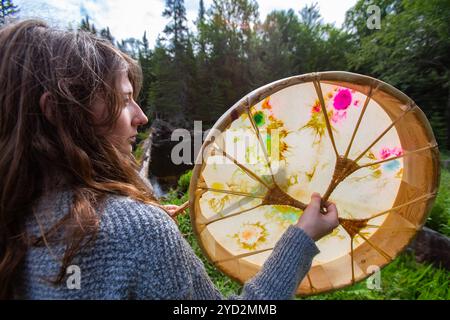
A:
75 0 450 152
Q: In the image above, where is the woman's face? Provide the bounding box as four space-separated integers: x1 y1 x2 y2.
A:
93 70 148 154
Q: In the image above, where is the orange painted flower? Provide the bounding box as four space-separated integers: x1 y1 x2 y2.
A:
262 96 272 110
312 99 321 113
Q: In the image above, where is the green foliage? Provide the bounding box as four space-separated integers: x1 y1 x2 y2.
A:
137 131 150 143
72 1 450 151
132 131 151 164
137 32 154 117
441 150 450 161
147 0 197 128
162 0 189 54
430 112 447 149
346 0 450 149
344 0 403 40
133 145 144 163
427 168 450 236
177 170 192 193
196 0 260 122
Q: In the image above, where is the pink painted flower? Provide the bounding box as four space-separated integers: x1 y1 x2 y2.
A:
379 147 403 160
380 147 392 160
392 147 403 157
333 89 352 110
331 110 347 123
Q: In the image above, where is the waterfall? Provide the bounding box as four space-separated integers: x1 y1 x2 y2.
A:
149 175 166 198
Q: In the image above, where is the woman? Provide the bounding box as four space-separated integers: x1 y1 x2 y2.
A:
0 20 339 299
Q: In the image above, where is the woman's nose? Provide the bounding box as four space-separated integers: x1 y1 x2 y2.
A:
138 110 148 126
133 103 148 126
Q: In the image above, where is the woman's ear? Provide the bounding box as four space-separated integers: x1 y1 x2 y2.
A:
39 92 56 125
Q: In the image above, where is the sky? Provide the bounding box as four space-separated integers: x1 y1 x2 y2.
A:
14 0 357 47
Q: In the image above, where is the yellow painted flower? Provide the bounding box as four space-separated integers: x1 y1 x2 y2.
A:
211 182 225 190
233 222 268 251
208 195 230 214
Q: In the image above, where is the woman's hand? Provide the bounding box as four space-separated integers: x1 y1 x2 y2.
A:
295 193 339 241
163 204 181 218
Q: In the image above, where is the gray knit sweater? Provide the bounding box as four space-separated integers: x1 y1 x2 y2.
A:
15 190 319 299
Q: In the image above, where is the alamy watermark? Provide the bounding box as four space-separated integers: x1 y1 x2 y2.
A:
66 265 81 290
170 120 282 174
366 0 381 30
366 265 382 290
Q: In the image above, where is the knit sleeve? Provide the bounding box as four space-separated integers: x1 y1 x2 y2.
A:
130 202 320 300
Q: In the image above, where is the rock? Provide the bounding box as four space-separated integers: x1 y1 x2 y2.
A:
407 227 450 270
137 131 153 193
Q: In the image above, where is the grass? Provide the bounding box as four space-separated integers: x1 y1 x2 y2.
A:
440 149 450 161
302 253 450 300
426 168 450 236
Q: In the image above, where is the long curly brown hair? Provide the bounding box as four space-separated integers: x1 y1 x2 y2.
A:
0 20 161 299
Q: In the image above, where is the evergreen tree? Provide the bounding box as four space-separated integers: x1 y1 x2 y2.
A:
196 0 207 56
191 0 214 124
202 0 259 120
148 39 180 121
99 27 114 44
117 37 143 58
79 15 97 35
163 0 189 58
299 2 322 30
138 31 154 121
156 0 195 127
0 0 19 25
140 31 151 58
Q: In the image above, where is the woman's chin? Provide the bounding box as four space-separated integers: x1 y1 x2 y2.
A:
116 143 133 156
